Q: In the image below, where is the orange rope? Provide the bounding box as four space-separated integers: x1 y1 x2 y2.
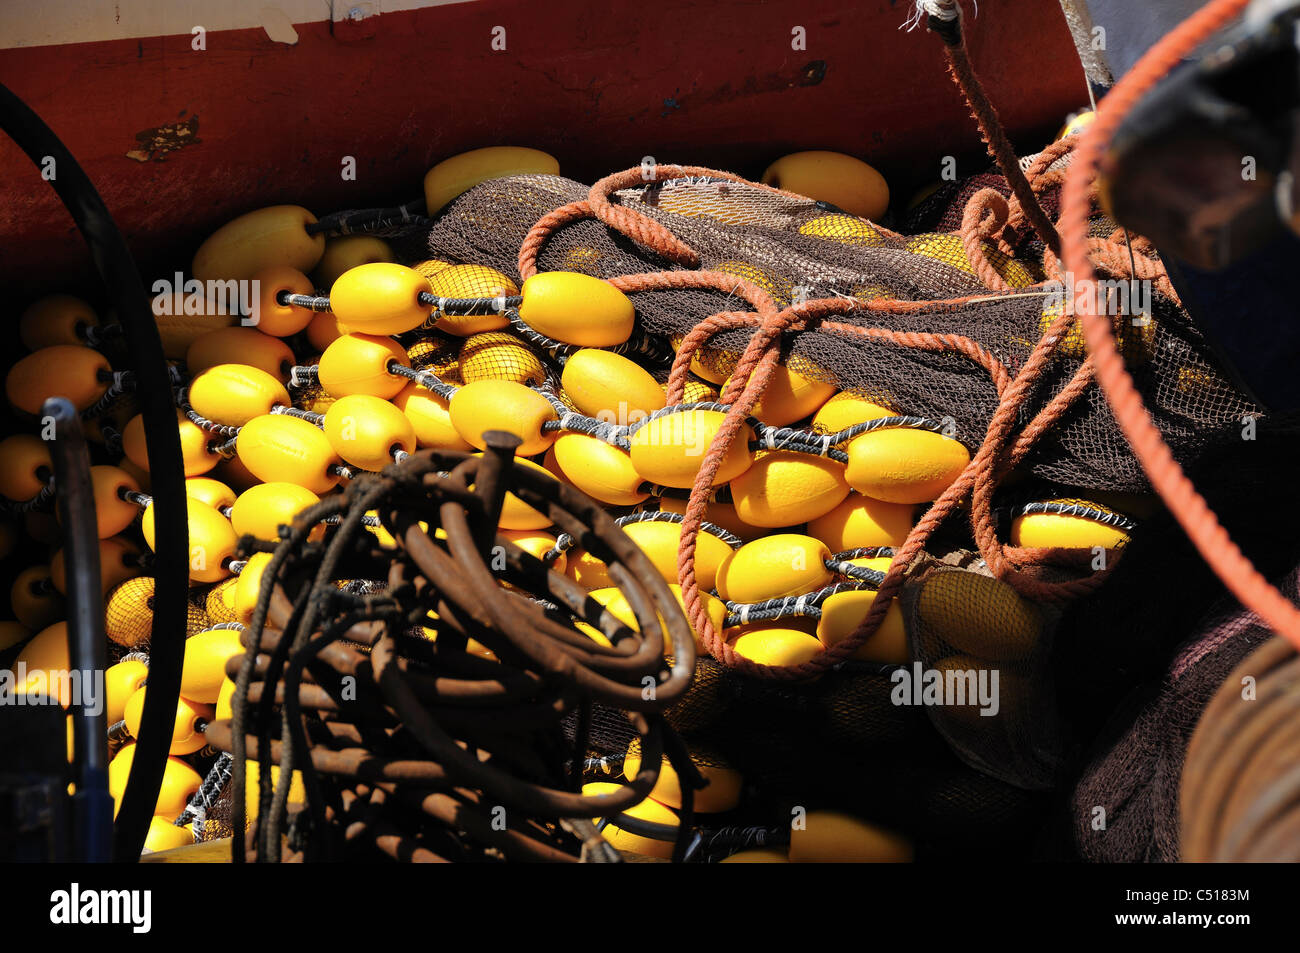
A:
1060 0 1300 648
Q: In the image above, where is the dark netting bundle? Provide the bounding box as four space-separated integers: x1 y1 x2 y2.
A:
425 165 1254 493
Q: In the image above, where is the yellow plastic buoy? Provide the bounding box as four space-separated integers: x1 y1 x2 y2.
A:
550 433 648 506
180 628 246 704
123 688 213 755
393 382 472 451
729 451 850 528
715 534 832 604
499 529 566 573
205 577 239 625
247 265 316 337
19 294 98 349
714 260 792 304
655 496 766 542
104 659 149 725
808 492 914 551
561 348 666 422
677 376 720 405
122 409 222 478
564 548 612 590
425 265 518 336
458 331 548 386
627 408 753 488
108 744 202 820
5 345 110 415
229 482 322 541
906 232 1038 288
1011 499 1132 550
186 327 295 382
761 151 890 221
413 258 455 281
192 205 325 283
482 456 556 531
518 272 635 347
581 780 678 860
730 627 824 667
844 428 969 504
449 380 557 456
0 621 32 653
914 570 1041 661
11 566 64 631
424 146 560 214
676 340 736 385
305 311 342 352
151 292 238 360
233 552 273 626
318 333 409 399
623 741 743 813
189 364 291 429
812 390 898 434
0 434 53 501
586 583 726 656
87 465 141 538
214 677 237 722
408 336 462 382
797 213 889 246
720 849 790 863
323 394 416 471
13 621 72 703
331 263 432 336
816 589 908 663
242 758 307 821
141 497 239 583
621 519 733 593
117 456 151 493
236 413 341 494
184 477 237 511
51 537 144 596
214 453 259 492
1056 110 1095 140
312 235 393 288
142 816 194 853
105 576 207 647
731 364 835 427
788 811 912 862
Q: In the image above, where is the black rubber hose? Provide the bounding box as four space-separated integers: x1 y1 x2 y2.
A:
0 81 190 861
45 397 113 862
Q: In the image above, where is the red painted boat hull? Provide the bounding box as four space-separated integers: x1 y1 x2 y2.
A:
0 0 1085 294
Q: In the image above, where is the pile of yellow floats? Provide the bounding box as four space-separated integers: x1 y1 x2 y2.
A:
0 138 1135 859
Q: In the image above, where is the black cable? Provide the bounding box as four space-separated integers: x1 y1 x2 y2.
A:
0 81 190 862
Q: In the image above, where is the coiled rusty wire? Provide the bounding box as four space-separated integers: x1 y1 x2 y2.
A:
1181 636 1300 861
204 432 703 862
